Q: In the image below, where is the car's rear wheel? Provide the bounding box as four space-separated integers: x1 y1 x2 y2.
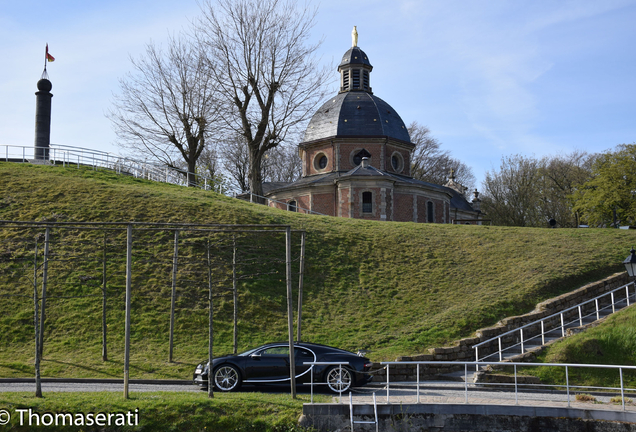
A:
325 366 352 393
214 365 241 392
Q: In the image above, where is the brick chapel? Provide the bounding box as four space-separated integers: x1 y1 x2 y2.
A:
264 31 482 224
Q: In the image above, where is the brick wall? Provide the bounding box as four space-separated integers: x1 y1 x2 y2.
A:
305 146 334 176
393 193 413 222
312 192 335 216
370 272 630 382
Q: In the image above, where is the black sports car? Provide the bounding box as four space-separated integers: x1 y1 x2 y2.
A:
193 342 373 393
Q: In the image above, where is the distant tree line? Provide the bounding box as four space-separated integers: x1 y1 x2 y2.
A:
480 144 636 228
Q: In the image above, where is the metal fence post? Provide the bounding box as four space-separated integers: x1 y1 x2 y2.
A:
102 231 108 361
123 224 132 399
498 337 502 361
417 363 420 403
285 227 296 399
560 313 565 337
595 299 600 321
578 305 583 326
297 231 306 342
565 365 570 407
464 363 468 404
33 240 42 398
514 364 518 405
38 227 50 357
386 364 390 403
620 367 625 411
169 230 179 363
520 328 524 354
611 292 615 313
541 320 545 345
207 240 214 399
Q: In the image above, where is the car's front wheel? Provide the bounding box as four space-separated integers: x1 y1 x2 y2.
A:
214 365 242 392
325 366 352 393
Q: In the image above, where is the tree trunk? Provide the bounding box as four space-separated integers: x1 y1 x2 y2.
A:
248 148 265 203
187 158 198 187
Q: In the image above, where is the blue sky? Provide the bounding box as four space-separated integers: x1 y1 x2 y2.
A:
2 0 636 187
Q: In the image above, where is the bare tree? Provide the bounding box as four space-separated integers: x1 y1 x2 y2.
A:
195 0 331 199
408 121 475 192
108 34 218 186
263 144 302 184
219 135 251 193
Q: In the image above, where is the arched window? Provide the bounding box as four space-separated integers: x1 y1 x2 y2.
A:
288 200 297 212
427 201 434 223
362 192 372 213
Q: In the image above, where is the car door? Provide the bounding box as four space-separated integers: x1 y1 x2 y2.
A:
243 345 290 382
293 347 316 384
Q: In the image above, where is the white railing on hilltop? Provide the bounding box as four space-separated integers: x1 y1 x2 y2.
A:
2 144 329 215
1 144 223 193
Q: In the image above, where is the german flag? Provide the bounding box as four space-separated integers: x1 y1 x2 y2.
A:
46 44 55 62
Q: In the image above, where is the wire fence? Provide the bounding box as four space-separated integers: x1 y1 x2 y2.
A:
0 221 307 398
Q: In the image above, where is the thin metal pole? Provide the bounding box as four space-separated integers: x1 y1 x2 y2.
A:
310 366 314 403
620 368 625 411
626 286 630 307
417 364 420 403
595 299 600 321
475 347 479 371
285 227 296 398
514 364 518 405
102 231 108 361
233 235 238 355
520 328 524 354
560 313 565 337
207 240 214 399
464 363 468 404
38 227 50 356
33 240 42 398
169 230 179 362
541 321 545 345
565 365 570 407
297 231 305 342
386 364 390 403
578 306 583 327
123 224 132 399
498 337 502 361
611 292 616 313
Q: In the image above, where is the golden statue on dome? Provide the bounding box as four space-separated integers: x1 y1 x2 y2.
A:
352 26 358 47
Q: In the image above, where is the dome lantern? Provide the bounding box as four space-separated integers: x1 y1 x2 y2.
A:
338 27 373 93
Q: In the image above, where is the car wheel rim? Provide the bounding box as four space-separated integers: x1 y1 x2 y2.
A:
327 368 352 392
215 366 239 391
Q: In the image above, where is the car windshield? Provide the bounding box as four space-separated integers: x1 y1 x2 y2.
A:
237 347 261 356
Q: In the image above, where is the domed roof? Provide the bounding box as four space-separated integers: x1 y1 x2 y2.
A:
303 91 411 143
338 47 372 69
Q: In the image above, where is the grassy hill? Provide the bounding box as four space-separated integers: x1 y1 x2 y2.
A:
1 162 635 381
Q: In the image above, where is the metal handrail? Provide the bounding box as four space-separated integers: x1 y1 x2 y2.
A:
380 360 636 411
304 361 350 404
1 144 223 192
472 282 635 362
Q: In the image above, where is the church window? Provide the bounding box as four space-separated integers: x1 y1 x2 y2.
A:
353 149 371 166
363 70 369 90
427 201 434 223
362 192 372 213
318 155 328 169
288 200 297 212
314 153 329 171
352 69 360 89
342 70 349 90
391 152 404 173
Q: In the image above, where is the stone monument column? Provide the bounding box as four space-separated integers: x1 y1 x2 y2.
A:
34 78 53 160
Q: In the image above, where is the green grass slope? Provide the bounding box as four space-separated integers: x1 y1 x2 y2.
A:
523 305 636 389
1 162 635 381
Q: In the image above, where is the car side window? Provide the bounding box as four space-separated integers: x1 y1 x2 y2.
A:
262 347 289 356
296 349 312 357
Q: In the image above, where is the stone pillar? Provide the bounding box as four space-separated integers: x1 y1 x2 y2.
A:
34 79 53 160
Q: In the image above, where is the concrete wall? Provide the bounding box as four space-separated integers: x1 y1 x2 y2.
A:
371 272 630 382
301 403 636 432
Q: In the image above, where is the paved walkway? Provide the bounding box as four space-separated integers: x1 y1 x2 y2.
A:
340 382 636 414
